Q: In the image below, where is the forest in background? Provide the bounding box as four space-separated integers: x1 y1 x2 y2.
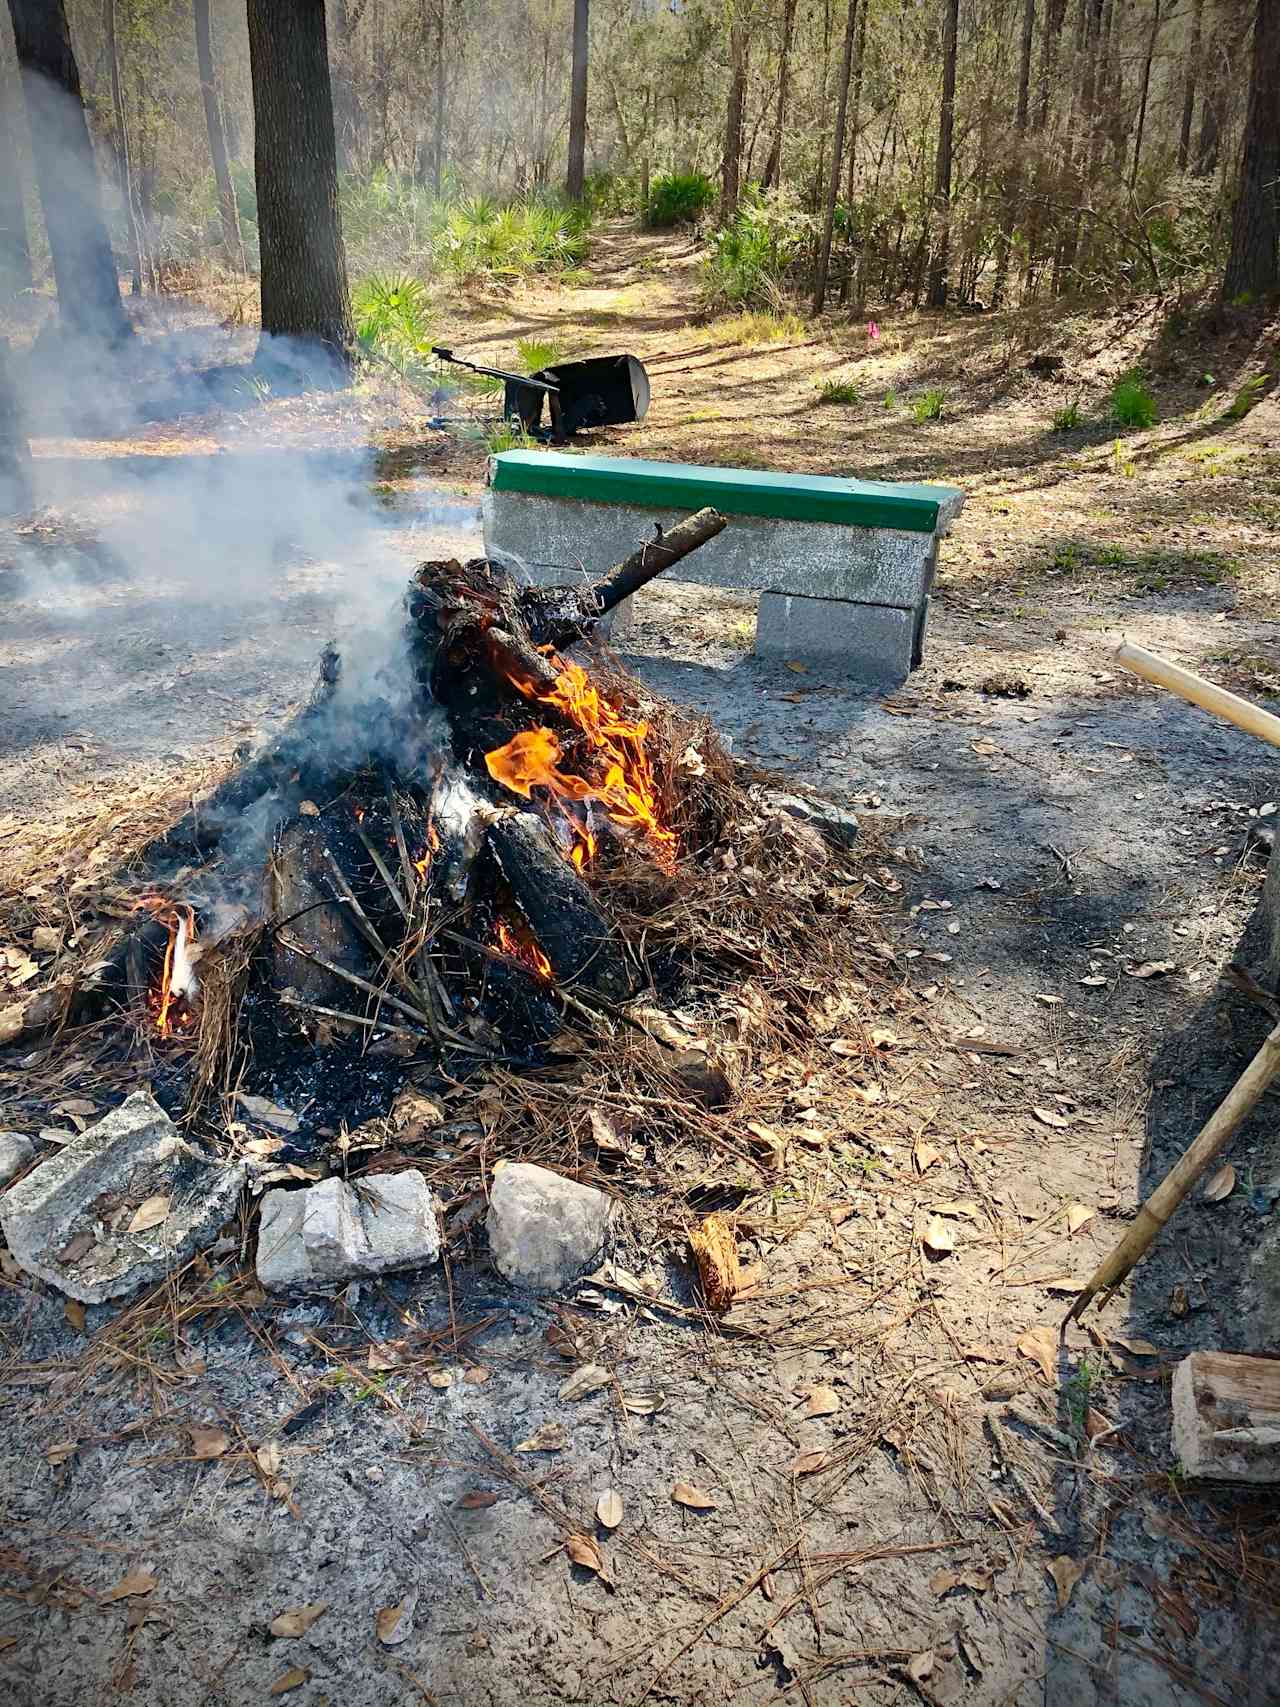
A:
1 0 1278 325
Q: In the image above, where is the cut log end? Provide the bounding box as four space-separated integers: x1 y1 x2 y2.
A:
1172 1351 1280 1484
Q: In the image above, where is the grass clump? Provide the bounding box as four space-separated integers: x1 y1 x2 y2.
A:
716 309 805 346
515 336 566 374
645 171 715 228
1096 544 1129 567
1052 402 1082 431
1226 373 1269 419
912 388 945 422
817 376 860 405
1110 370 1156 429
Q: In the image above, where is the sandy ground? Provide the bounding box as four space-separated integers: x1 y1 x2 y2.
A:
2 233 1279 1706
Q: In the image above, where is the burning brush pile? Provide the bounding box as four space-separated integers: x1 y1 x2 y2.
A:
0 508 906 1307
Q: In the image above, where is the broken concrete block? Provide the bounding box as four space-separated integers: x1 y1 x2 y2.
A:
0 1090 246 1304
256 1170 440 1292
486 1162 613 1292
0 1132 34 1188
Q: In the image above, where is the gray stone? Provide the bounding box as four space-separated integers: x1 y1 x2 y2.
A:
0 1091 246 1303
486 1162 613 1292
755 592 919 684
765 791 860 850
256 1170 440 1292
484 489 944 608
0 1132 34 1187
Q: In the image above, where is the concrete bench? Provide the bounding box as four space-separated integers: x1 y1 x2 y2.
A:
482 451 963 684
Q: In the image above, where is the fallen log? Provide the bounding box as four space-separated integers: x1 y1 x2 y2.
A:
1172 1352 1280 1483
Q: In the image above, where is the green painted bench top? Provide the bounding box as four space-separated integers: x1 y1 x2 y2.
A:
490 451 962 534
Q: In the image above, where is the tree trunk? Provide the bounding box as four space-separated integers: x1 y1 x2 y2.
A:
1178 0 1204 171
245 0 353 363
992 0 1036 308
812 0 858 315
193 0 242 268
720 14 748 223
6 0 130 343
1129 0 1161 193
926 0 960 308
566 0 589 201
0 62 32 293
331 0 365 175
433 0 446 193
0 336 32 513
1222 0 1280 302
104 0 144 297
1035 0 1068 128
762 0 798 191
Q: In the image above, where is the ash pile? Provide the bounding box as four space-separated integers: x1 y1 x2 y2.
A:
0 507 892 1313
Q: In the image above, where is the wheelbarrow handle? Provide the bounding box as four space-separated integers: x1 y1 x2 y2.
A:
429 346 560 395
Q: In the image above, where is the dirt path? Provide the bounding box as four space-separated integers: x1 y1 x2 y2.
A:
2 231 1279 1707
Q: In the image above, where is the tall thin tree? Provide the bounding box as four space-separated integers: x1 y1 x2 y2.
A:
566 0 589 200
720 10 748 222
193 0 242 267
813 0 859 315
245 0 353 362
6 0 130 342
1222 0 1280 302
1129 0 1162 192
992 0 1036 307
926 0 961 308
0 55 31 293
762 0 798 191
104 0 145 295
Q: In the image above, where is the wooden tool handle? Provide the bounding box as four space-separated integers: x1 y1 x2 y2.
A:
1115 642 1280 751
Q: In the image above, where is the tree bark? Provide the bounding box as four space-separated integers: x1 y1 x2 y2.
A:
0 58 31 292
1129 0 1161 193
104 0 144 296
1223 0 1280 302
6 0 130 343
926 0 960 308
812 0 858 315
0 336 32 514
245 0 353 363
761 0 798 191
1177 0 1204 171
193 0 242 268
566 0 589 200
719 13 748 223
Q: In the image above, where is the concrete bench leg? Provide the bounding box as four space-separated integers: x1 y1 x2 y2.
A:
755 592 917 685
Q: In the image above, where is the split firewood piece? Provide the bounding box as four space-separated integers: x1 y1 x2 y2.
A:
270 818 374 1006
689 1213 741 1311
487 813 633 1001
1171 1351 1280 1484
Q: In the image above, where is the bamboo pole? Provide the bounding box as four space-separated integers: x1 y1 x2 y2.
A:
1069 1019 1280 1321
1115 642 1280 751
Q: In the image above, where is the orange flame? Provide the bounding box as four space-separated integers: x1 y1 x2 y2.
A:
485 658 674 868
133 896 199 1036
494 918 552 981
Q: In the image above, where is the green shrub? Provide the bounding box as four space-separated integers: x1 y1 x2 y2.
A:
1052 402 1082 431
1096 544 1129 566
1110 371 1156 428
703 189 812 310
1227 373 1269 419
646 171 715 228
817 376 860 404
912 388 945 422
883 388 897 409
353 273 431 350
515 337 567 374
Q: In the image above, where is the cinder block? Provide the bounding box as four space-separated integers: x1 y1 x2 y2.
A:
754 593 917 685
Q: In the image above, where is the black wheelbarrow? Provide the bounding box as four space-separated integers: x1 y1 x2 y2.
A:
430 345 650 440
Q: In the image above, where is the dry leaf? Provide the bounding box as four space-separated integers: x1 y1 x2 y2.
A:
269 1603 328 1639
544 1323 580 1361
913 1140 942 1174
269 1666 310 1695
298 800 321 817
457 1490 498 1510
1065 1203 1095 1234
802 1384 840 1418
1202 1163 1235 1202
907 1651 936 1682
1080 974 1108 986
515 1421 567 1453
64 1298 86 1333
367 1343 399 1372
922 1215 955 1255
689 1212 740 1311
596 1489 624 1529
463 1365 491 1385
427 1369 453 1389
1016 1324 1057 1382
1084 1407 1114 1440
790 1450 828 1476
588 1108 627 1154
31 926 63 955
932 1199 979 1219
783 659 808 674
869 1027 898 1049
104 1571 157 1602
672 1481 717 1511
1047 1555 1084 1610
376 1601 410 1644
621 1390 665 1417
256 1441 282 1477
565 1533 613 1585
962 1343 1002 1364
189 1425 230 1460
559 1362 609 1401
971 738 999 757
1033 1107 1071 1129
127 1195 170 1234
46 1440 78 1467
1125 959 1175 979
930 1565 994 1596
